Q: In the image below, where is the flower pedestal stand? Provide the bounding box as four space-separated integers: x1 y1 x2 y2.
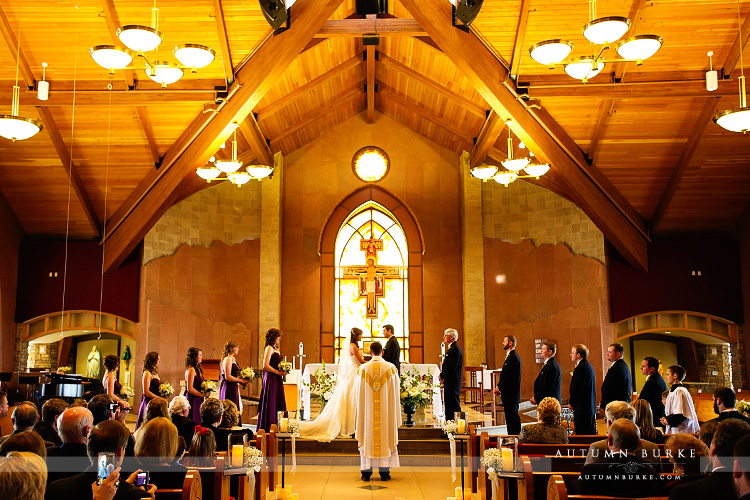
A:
403 404 416 427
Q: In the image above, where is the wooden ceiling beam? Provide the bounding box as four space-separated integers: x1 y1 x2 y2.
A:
255 55 363 119
136 106 161 166
8 89 216 106
238 113 274 166
0 4 36 89
526 79 739 99
103 0 345 272
470 110 505 168
612 0 648 82
509 0 531 80
213 0 234 84
722 8 750 78
36 107 101 238
378 53 486 118
314 18 425 37
650 97 721 234
98 0 137 89
587 99 615 163
401 0 648 270
366 45 376 124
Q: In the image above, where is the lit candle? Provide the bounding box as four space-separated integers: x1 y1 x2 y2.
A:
465 488 472 499
299 342 304 356
275 485 287 499
231 444 243 467
441 342 446 356
456 418 466 434
285 485 293 496
279 417 289 433
501 447 514 472
455 486 463 498
290 494 298 500
455 486 472 499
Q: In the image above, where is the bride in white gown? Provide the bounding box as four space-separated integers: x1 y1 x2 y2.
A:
298 327 366 442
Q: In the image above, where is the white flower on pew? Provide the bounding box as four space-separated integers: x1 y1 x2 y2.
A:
481 448 504 476
243 446 264 472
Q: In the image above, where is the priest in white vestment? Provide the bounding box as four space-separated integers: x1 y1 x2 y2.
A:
355 341 401 481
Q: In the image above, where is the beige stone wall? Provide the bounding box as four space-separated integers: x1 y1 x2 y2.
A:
697 343 732 391
143 180 262 264
482 180 605 263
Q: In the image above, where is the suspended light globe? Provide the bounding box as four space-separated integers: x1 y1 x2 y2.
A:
117 25 162 52
196 166 221 180
713 107 750 133
493 171 518 186
502 157 530 172
228 171 252 185
528 39 574 66
174 44 216 69
564 57 605 81
215 159 242 173
616 35 663 61
524 163 551 177
146 62 184 86
470 164 499 180
582 16 631 45
0 115 42 141
247 165 274 179
89 45 134 70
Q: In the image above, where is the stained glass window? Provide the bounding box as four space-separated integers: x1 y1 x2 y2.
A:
334 202 409 362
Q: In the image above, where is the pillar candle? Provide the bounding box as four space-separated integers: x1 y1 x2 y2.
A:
231 444 243 467
279 417 289 433
285 485 292 496
299 342 304 356
454 486 472 499
457 419 466 434
441 343 446 356
275 485 287 499
290 494 298 500
501 447 514 472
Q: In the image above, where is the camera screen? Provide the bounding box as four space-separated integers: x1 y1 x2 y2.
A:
136 472 148 487
97 453 115 484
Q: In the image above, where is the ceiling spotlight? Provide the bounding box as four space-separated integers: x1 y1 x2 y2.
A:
450 0 484 31
259 0 296 32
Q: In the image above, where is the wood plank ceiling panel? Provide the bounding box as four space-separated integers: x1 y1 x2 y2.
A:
467 0 524 62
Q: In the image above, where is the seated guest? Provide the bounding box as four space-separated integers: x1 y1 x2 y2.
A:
668 418 750 500
663 433 709 491
710 386 750 425
168 396 197 447
135 417 187 490
0 402 43 445
182 426 217 468
733 434 750 500
219 400 240 430
518 397 568 444
88 394 135 458
585 401 660 467
0 451 47 500
699 420 719 471
633 399 665 444
46 407 94 483
45 420 155 500
68 399 87 408
174 437 187 465
133 397 168 442
34 399 68 447
660 365 699 434
578 419 664 497
200 398 230 452
0 431 47 458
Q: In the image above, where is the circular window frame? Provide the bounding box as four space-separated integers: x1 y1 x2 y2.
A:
351 146 390 183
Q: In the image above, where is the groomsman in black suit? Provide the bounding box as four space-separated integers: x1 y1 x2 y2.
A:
439 328 463 421
569 344 597 435
494 335 522 435
599 343 632 410
638 356 667 427
381 324 401 374
531 341 561 405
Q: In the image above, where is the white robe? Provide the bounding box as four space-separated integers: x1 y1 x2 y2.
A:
664 385 699 434
355 356 401 470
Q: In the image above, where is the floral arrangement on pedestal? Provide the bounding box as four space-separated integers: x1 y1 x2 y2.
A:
481 448 505 474
287 418 300 435
119 385 135 399
303 361 337 407
158 382 174 398
200 379 216 396
443 420 459 436
243 446 264 472
399 366 434 408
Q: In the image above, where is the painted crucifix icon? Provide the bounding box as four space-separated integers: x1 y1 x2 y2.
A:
342 238 402 319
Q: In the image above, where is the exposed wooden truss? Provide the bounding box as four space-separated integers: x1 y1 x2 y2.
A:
238 113 274 167
0 4 35 89
213 0 234 85
136 106 161 166
587 99 615 163
366 45 376 124
470 110 505 168
315 18 425 37
97 0 137 89
509 0 531 80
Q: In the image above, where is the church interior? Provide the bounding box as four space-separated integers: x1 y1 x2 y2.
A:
1 0 750 499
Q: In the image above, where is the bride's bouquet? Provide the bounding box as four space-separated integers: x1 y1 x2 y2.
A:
200 379 216 396
158 382 174 398
303 361 337 407
399 366 435 408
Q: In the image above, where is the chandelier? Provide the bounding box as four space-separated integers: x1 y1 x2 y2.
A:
89 0 215 88
713 0 750 133
195 128 273 186
528 0 663 83
470 120 550 185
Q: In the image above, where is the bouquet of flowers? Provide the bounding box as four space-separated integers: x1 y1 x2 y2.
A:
239 367 255 381
278 360 292 374
243 446 264 471
303 361 337 407
57 366 72 373
287 418 300 435
200 379 216 396
481 448 504 473
443 420 459 436
399 366 436 408
119 385 135 399
739 400 750 417
158 382 174 398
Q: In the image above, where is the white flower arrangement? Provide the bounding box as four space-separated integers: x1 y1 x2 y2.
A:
278 360 292 374
200 379 216 395
287 418 300 435
443 420 459 436
399 366 436 408
239 367 255 381
303 361 337 407
243 446 264 471
119 385 135 398
158 382 174 398
481 448 504 473
57 366 72 373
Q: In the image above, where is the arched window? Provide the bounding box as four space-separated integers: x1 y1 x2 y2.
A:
334 202 409 362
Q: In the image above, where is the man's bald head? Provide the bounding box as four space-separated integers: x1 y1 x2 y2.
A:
57 407 93 444
608 418 641 453
11 402 39 431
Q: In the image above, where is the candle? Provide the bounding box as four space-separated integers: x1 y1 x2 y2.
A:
299 342 304 356
457 418 466 434
285 486 293 496
455 486 471 499
441 342 446 356
275 485 287 499
279 417 289 433
455 487 463 498
231 444 243 467
290 494 298 500
501 447 514 472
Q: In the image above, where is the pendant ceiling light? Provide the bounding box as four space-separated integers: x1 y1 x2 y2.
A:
502 120 529 172
469 163 499 180
528 0 663 83
146 62 184 86
195 126 275 186
714 0 750 133
215 131 243 173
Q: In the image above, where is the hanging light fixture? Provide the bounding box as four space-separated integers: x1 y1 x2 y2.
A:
502 120 529 172
714 0 750 134
0 3 42 141
214 130 242 173
470 163 499 180
528 0 663 83
90 0 215 87
195 127 274 185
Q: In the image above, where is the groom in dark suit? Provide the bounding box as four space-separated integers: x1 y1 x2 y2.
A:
381 324 401 374
494 335 522 435
531 341 561 405
439 328 463 421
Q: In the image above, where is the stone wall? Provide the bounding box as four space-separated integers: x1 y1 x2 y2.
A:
27 341 58 370
697 343 732 390
733 326 747 390
14 324 27 372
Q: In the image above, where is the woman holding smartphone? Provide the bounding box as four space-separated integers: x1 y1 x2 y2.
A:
136 351 160 429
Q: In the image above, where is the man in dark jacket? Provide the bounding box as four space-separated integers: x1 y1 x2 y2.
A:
46 407 95 484
494 335 522 435
169 395 198 447
709 386 750 425
569 344 597 435
638 356 668 427
33 398 68 447
439 328 463 421
600 343 632 410
381 324 401 374
531 341 561 405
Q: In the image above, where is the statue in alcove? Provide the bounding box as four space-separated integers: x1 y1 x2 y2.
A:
87 345 101 378
121 345 131 370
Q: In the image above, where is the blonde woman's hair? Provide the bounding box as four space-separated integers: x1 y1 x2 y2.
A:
0 451 47 500
135 417 179 461
537 397 562 424
222 340 239 358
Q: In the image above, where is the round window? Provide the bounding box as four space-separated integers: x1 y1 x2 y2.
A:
352 146 390 182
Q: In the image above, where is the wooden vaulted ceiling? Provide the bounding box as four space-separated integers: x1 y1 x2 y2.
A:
0 0 749 273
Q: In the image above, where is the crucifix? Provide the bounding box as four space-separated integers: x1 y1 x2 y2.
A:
342 238 402 319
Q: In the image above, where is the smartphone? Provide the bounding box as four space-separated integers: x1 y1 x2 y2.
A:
135 470 149 489
97 452 116 485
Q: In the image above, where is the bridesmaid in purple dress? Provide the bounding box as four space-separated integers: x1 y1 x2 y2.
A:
102 354 131 411
257 328 287 432
184 347 205 424
219 340 248 408
136 351 161 429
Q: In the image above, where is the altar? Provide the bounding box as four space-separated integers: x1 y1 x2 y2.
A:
300 362 444 419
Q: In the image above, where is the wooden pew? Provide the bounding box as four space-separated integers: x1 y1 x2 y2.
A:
547 474 669 500
519 457 579 500
469 425 480 493
154 470 202 500
254 429 268 500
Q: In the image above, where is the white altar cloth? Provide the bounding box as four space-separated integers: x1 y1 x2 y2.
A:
300 362 444 419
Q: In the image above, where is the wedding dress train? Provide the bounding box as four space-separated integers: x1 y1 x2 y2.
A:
298 345 361 442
